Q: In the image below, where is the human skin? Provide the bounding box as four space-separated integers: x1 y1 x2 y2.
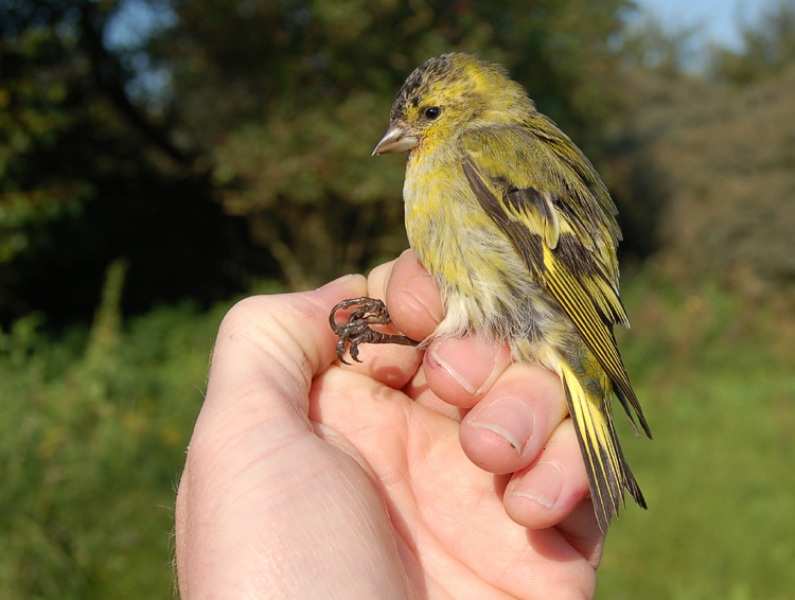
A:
175 250 603 599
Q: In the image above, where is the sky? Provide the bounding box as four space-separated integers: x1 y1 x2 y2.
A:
635 0 779 49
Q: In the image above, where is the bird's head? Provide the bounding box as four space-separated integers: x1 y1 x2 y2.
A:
372 52 533 156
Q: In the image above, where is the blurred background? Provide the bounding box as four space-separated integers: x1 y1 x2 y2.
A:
1 0 793 597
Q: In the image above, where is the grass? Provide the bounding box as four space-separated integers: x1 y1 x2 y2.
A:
600 275 795 599
1 268 792 598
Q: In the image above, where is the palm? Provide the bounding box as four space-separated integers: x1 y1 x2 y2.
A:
310 364 595 599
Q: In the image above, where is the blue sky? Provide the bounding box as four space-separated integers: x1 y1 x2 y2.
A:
636 0 779 49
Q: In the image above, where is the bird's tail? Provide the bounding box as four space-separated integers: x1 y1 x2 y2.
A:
557 355 646 532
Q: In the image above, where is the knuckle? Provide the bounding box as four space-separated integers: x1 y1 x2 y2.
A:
219 296 269 334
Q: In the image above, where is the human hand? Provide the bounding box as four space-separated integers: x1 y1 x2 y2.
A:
175 251 602 599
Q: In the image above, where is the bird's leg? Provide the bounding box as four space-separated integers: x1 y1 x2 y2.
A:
328 297 419 365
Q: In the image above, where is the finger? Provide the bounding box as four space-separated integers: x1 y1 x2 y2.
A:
556 499 604 568
385 251 515 412
503 419 592 531
179 274 371 597
404 367 468 421
423 335 512 409
459 363 567 474
193 274 367 457
385 249 442 341
175 466 190 599
334 258 423 389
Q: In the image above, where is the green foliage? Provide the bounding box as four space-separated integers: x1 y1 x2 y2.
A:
0 263 229 598
0 12 92 266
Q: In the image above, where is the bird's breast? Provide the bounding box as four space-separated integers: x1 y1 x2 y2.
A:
403 155 557 341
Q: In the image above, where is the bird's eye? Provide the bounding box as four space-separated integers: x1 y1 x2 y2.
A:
423 106 441 120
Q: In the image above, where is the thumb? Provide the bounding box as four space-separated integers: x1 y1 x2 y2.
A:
195 274 367 451
177 274 380 599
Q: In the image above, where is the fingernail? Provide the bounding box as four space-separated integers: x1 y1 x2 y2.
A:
510 461 563 509
427 336 498 395
467 397 534 452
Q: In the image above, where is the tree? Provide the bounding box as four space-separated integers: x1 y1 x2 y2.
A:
0 0 261 324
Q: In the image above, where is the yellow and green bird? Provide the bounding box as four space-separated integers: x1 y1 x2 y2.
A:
332 52 651 531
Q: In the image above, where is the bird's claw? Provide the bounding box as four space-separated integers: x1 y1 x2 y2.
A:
328 296 418 364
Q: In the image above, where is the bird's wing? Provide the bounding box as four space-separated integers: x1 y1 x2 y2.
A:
460 124 650 436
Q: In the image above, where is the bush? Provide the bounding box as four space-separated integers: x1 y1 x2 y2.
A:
0 264 229 598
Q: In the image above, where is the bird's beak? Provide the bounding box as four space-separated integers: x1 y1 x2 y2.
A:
371 125 418 156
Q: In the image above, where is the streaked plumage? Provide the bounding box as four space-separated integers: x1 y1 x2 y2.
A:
373 52 650 531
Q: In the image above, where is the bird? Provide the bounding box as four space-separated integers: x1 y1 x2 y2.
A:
329 52 651 532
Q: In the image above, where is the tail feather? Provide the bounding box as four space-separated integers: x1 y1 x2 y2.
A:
559 359 646 532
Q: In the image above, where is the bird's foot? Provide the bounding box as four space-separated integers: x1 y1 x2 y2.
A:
328 296 419 365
